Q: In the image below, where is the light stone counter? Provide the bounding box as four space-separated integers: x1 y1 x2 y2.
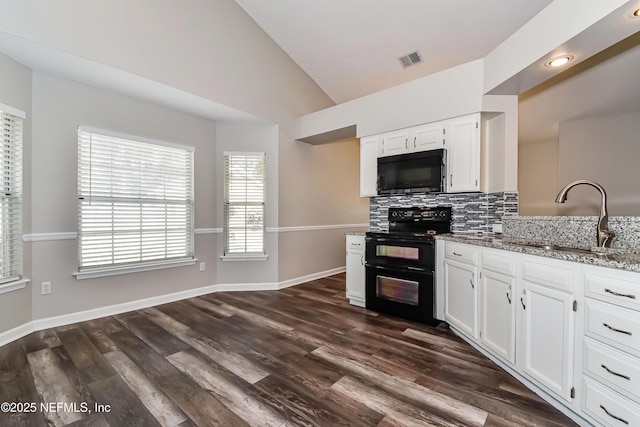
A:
435 234 640 273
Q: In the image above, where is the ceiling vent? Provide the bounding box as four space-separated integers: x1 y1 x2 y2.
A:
399 51 422 68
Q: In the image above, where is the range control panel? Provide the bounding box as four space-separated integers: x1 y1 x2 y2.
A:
388 206 451 222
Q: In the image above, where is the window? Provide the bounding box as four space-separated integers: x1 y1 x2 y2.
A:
0 109 23 284
77 127 194 273
224 152 265 256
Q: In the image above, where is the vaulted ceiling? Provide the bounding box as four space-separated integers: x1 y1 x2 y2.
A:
233 0 554 103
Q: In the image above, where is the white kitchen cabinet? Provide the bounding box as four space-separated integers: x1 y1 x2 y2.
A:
444 259 478 338
444 250 478 338
378 129 411 157
580 264 640 426
359 136 378 197
480 268 516 364
411 122 444 152
520 279 576 402
346 234 366 307
446 113 480 193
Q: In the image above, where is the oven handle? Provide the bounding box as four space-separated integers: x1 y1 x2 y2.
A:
365 263 432 275
365 237 434 246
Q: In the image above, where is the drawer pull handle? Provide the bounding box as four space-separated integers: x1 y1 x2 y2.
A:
603 323 632 336
604 288 636 300
452 252 462 256
520 289 526 310
506 285 512 304
600 405 629 425
601 364 631 381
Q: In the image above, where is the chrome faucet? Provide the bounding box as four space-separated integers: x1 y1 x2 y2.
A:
555 180 615 248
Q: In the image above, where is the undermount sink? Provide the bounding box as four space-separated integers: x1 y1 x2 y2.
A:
529 244 609 256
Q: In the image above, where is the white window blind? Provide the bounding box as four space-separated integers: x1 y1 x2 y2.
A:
224 153 265 255
0 111 23 284
78 128 194 270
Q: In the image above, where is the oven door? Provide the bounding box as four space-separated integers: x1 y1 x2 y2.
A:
365 264 436 326
365 236 434 270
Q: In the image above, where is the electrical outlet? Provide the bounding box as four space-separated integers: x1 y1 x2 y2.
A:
41 281 52 295
199 262 206 272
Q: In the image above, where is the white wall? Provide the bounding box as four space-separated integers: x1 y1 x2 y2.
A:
483 0 630 93
295 60 485 140
0 0 334 128
557 111 640 216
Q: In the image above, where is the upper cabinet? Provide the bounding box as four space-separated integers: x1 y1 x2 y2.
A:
358 111 507 197
412 122 445 152
378 129 412 157
360 136 378 197
446 113 480 193
378 124 445 158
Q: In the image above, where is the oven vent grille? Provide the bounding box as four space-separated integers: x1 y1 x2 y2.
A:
399 51 422 68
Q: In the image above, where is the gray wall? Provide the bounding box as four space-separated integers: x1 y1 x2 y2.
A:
30 72 219 320
558 111 640 216
0 60 368 335
0 53 32 332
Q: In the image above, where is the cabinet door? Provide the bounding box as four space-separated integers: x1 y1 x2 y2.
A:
480 270 516 364
379 129 411 157
360 136 378 197
346 250 365 305
446 114 480 192
411 122 443 152
520 280 575 402
444 259 478 338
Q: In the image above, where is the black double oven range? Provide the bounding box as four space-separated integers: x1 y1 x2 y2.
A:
365 206 451 326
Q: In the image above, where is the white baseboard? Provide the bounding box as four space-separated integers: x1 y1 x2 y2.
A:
277 266 345 290
0 266 345 347
449 326 590 427
0 322 36 348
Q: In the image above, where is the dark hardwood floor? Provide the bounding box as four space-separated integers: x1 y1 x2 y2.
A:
0 273 577 426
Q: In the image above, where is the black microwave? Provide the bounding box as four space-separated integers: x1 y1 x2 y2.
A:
377 149 446 194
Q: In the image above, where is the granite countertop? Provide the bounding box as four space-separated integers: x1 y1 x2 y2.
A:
435 233 640 273
345 231 367 236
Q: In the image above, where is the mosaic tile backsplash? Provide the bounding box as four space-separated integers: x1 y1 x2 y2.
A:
369 192 519 234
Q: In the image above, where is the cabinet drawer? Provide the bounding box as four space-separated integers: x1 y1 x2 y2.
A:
481 250 516 277
445 243 477 265
521 258 574 292
583 376 640 427
584 337 640 403
346 235 365 251
584 266 640 311
585 299 640 357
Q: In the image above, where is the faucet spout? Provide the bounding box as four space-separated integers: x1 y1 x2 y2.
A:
554 180 614 248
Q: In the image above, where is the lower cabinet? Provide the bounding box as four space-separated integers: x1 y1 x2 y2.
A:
440 240 585 423
346 234 366 307
580 265 640 426
444 258 478 339
519 279 576 402
480 269 516 364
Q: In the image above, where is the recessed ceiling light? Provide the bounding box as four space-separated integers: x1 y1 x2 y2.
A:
544 55 574 68
633 8 640 17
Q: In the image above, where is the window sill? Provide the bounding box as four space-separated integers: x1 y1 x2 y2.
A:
74 258 197 280
0 278 30 295
220 254 269 262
